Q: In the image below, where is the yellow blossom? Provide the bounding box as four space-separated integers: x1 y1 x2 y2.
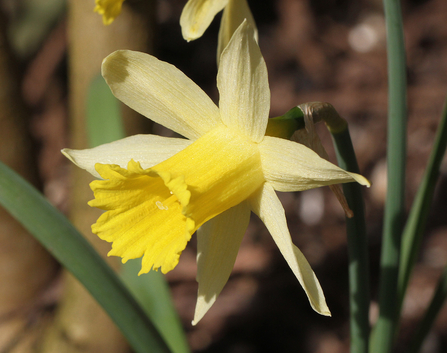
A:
94 0 125 25
62 21 369 324
180 0 257 60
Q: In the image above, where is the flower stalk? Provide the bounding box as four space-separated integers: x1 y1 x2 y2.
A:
301 102 371 353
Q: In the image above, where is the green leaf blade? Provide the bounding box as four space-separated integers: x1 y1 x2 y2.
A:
0 161 171 353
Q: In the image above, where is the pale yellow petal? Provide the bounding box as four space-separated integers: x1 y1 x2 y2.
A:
249 183 331 316
102 50 221 140
217 0 258 62
62 135 192 178
193 202 250 325
180 0 228 41
259 136 370 192
217 21 269 143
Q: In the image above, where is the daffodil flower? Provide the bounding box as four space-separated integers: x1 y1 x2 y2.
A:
63 21 369 324
94 0 125 25
180 0 257 61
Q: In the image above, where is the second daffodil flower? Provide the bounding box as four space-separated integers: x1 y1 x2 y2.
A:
94 0 125 25
63 21 369 324
180 0 257 60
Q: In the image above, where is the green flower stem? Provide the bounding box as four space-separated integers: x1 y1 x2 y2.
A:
266 106 305 139
331 128 370 353
305 103 370 353
408 264 447 353
372 0 408 351
0 161 172 353
270 103 370 353
398 97 447 309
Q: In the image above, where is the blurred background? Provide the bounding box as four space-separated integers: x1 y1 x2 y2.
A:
0 0 447 352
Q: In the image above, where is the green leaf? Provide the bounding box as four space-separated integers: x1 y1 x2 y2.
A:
0 161 171 353
399 97 447 352
371 0 408 351
398 97 447 306
122 261 190 353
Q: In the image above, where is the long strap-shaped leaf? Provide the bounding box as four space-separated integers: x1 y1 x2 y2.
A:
0 161 171 353
399 97 447 352
372 0 408 351
398 97 447 307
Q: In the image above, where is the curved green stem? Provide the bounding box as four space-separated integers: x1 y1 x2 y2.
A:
302 103 370 353
268 102 371 352
266 106 305 139
331 130 370 353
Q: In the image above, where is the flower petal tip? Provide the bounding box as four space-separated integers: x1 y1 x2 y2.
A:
311 300 332 317
191 310 205 326
311 301 331 317
61 148 73 161
322 309 332 317
351 173 371 188
181 32 195 42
